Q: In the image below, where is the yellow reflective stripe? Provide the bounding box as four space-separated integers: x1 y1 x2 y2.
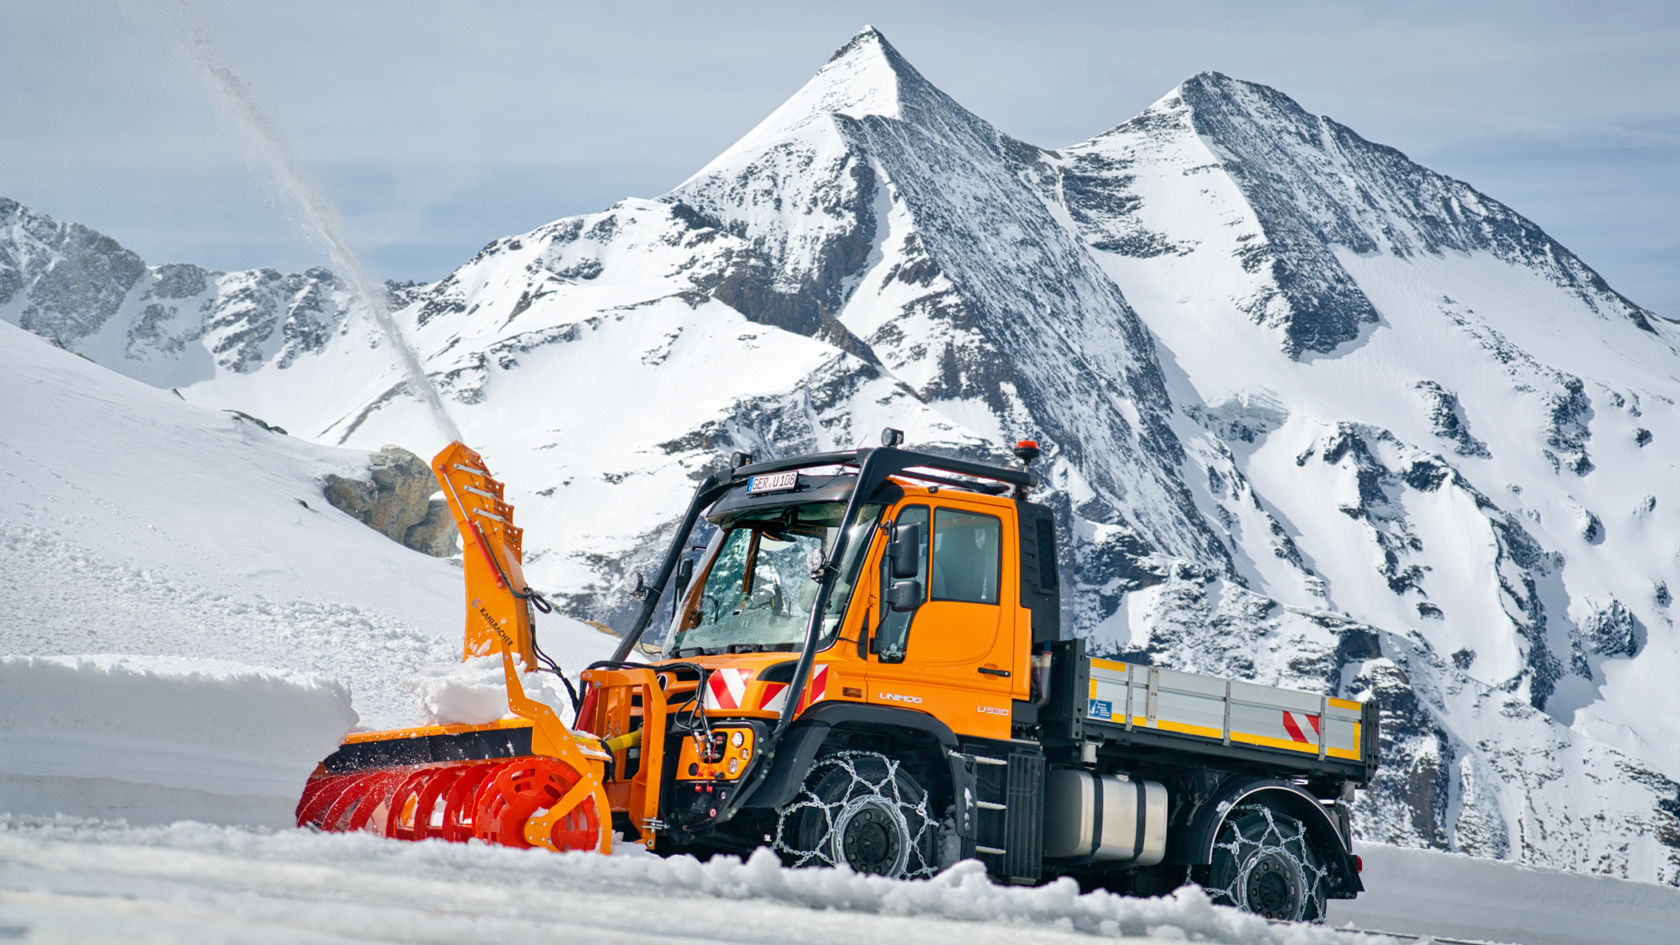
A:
1154 718 1224 740
1090 658 1128 672
1335 720 1364 760
1328 697 1361 711
1231 731 1318 754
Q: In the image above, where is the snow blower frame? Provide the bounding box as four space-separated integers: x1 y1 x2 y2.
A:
296 442 613 853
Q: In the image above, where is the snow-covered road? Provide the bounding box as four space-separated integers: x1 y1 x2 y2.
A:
5 815 1679 945
0 816 1367 945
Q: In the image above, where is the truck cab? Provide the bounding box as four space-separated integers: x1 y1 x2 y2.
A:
666 472 1033 737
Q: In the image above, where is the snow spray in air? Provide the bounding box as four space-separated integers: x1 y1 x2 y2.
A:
161 1 464 446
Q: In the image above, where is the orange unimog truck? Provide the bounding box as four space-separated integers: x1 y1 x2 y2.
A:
300 431 1378 924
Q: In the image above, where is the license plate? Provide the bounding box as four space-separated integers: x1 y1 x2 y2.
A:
748 471 798 494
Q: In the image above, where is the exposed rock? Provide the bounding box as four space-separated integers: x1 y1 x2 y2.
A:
321 446 456 557
225 410 287 436
1415 380 1490 457
1579 600 1644 659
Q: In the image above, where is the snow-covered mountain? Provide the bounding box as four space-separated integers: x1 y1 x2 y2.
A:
6 28 1679 886
0 197 387 388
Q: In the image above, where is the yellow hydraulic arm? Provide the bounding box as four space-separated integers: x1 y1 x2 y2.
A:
431 441 613 853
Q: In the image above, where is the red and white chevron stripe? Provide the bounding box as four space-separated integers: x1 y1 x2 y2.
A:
1281 710 1321 745
704 667 750 710
762 664 828 715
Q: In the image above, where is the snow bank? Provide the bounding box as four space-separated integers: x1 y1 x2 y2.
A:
0 655 356 828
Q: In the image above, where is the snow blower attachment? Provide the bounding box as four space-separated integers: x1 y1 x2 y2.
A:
296 442 612 853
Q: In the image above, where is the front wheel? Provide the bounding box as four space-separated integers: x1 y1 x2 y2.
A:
772 750 940 879
1202 803 1329 923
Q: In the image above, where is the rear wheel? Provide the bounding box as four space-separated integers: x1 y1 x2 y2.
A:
772 750 940 878
1203 803 1329 923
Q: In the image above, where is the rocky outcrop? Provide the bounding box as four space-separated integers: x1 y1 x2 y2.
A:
321 446 455 557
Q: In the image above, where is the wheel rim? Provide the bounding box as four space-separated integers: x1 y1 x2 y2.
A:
1240 848 1307 919
833 797 910 875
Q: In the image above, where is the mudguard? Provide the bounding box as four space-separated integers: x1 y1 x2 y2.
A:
742 702 962 810
1172 776 1363 896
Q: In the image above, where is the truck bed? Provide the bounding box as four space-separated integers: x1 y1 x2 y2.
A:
1046 644 1378 783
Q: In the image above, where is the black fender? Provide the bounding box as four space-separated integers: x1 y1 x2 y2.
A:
1171 777 1363 897
739 702 963 811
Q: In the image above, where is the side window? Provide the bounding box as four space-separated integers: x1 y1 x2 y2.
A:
931 508 1001 604
874 506 927 662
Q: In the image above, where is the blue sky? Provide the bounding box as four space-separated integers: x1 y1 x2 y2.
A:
4 1 1675 316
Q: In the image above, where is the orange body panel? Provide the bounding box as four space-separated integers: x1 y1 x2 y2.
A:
858 488 1026 740
673 725 756 781
576 664 671 846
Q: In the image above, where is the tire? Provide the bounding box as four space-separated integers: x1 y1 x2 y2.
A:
772 750 939 879
1203 803 1330 923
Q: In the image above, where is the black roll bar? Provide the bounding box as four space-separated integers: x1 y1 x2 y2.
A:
611 473 733 662
616 444 1036 658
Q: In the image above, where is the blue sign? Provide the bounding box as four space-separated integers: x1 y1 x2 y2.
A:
1088 699 1113 721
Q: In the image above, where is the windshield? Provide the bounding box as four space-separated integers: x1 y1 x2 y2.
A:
667 502 882 655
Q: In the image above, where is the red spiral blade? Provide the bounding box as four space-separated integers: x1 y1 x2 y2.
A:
299 756 598 851
296 768 407 833
386 761 502 843
471 756 599 851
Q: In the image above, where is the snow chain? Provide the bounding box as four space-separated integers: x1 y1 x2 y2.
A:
772 751 939 878
1207 804 1331 920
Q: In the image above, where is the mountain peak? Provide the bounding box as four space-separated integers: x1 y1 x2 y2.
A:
826 25 889 64
796 25 920 123
1167 71 1318 133
680 27 938 184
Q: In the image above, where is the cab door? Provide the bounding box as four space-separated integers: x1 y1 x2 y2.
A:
864 498 1016 738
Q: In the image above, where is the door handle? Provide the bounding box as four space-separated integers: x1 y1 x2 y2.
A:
977 666 1011 678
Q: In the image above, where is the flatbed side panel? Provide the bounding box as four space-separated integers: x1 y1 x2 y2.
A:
1084 660 1368 768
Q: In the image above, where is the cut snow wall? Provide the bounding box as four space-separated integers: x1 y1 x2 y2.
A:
0 655 356 829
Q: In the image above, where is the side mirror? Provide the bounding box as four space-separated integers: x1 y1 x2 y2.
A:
674 558 695 600
888 522 921 579
887 579 923 613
